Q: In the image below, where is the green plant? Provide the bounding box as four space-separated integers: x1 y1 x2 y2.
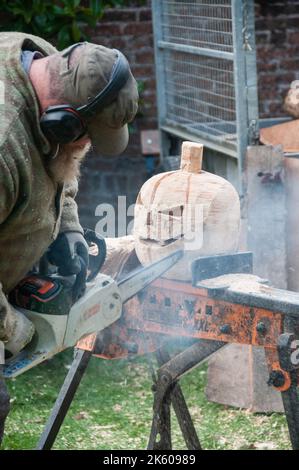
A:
128 80 145 133
0 0 145 49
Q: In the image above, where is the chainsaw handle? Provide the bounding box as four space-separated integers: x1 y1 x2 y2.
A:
83 229 107 281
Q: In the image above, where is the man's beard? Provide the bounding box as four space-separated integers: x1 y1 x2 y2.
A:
47 141 91 183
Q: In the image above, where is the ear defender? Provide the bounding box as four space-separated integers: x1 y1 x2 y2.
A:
39 46 130 145
40 105 86 144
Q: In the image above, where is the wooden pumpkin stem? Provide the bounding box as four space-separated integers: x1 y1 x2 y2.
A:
180 141 203 173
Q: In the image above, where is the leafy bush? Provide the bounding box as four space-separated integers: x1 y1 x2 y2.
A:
0 0 146 49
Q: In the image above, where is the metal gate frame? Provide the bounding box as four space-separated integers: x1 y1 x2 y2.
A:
152 0 259 192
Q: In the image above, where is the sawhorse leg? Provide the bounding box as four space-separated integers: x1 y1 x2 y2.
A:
277 333 299 450
148 339 226 450
281 373 299 450
155 347 201 450
36 348 92 450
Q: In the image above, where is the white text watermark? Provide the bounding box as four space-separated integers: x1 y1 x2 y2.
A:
95 196 204 250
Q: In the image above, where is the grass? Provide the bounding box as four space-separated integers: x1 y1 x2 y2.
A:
2 349 292 450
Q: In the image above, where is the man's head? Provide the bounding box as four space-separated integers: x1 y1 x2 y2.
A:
30 42 139 157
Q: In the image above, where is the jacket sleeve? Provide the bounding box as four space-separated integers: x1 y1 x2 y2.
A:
0 156 17 225
0 159 18 341
0 283 14 341
59 179 84 234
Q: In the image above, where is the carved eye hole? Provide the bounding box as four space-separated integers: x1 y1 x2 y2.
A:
157 205 185 217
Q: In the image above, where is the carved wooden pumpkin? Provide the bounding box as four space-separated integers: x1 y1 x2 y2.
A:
133 141 241 280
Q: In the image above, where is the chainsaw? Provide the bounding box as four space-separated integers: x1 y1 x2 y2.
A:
3 230 182 379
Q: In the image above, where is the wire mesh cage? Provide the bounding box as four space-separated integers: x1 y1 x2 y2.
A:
152 0 259 186
164 49 236 138
161 1 233 52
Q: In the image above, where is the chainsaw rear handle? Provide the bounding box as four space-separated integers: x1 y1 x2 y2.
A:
83 229 107 281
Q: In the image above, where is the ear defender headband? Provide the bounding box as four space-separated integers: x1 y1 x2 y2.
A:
39 43 130 144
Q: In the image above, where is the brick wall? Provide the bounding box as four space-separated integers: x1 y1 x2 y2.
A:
91 2 156 158
78 153 148 231
255 0 299 118
77 1 299 231
77 3 154 230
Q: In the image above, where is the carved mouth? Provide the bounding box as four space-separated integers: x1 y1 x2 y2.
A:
139 235 184 247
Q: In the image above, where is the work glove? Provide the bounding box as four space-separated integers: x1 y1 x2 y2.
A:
4 306 35 358
48 231 89 301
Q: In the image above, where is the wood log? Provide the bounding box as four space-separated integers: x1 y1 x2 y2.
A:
284 80 299 118
206 344 283 413
285 157 299 291
260 119 299 153
244 145 287 288
100 235 140 281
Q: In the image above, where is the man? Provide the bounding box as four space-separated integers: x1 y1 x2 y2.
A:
0 32 138 444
